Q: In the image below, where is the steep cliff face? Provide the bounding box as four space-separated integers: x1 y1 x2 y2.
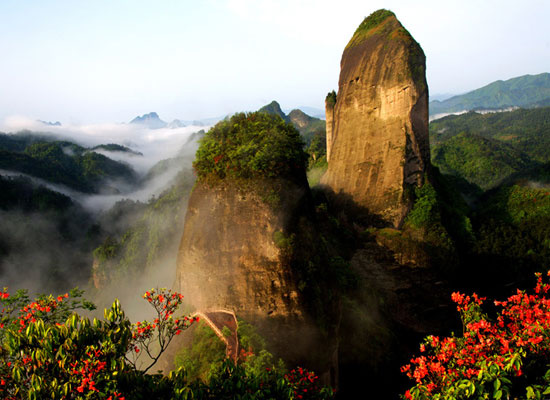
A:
321 9 430 227
175 179 306 319
174 112 338 379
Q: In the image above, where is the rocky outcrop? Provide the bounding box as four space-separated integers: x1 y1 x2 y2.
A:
321 10 430 227
175 179 306 320
174 113 339 383
175 178 338 379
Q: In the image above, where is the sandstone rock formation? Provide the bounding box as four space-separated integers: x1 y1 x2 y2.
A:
321 9 430 227
175 179 306 320
175 178 338 379
174 113 338 383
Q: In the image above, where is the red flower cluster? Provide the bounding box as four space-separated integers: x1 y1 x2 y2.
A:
402 271 550 399
130 288 198 373
16 293 69 331
284 366 324 399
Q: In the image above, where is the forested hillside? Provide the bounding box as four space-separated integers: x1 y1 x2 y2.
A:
429 73 550 115
430 107 550 190
427 106 550 292
0 132 139 193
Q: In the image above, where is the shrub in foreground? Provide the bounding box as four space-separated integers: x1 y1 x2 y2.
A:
0 287 333 399
402 271 550 399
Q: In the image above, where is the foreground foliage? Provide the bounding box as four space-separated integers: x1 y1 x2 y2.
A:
402 272 550 399
0 287 333 399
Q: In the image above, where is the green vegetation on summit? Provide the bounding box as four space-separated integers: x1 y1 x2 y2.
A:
430 73 550 116
346 9 397 48
193 112 308 181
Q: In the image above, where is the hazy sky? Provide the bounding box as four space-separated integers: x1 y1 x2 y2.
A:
0 0 548 124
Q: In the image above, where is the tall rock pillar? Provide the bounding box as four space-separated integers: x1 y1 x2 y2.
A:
325 91 336 163
321 10 430 227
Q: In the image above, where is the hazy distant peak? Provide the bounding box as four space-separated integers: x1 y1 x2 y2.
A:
37 120 62 127
287 109 314 129
167 119 186 128
129 112 167 129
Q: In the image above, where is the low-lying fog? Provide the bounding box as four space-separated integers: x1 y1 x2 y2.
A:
0 115 208 213
0 114 209 311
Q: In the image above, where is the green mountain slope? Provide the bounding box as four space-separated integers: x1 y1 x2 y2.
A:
258 100 289 122
430 73 550 115
469 184 550 279
430 107 550 162
0 133 138 193
432 132 537 190
0 175 73 212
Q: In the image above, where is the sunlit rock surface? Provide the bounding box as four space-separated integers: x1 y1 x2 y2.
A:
322 10 430 227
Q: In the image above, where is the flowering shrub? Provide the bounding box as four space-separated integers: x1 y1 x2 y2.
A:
188 358 334 400
0 287 334 399
0 287 196 399
401 271 550 399
284 366 331 399
127 288 199 373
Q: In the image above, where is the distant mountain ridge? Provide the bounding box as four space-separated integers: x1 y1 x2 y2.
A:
37 120 62 127
258 100 325 145
129 112 226 129
129 112 167 129
258 101 289 122
430 73 550 117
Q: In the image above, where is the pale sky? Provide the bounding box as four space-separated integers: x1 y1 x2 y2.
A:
0 0 548 124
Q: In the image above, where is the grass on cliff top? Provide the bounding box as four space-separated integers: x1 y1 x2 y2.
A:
193 112 308 181
346 9 396 48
